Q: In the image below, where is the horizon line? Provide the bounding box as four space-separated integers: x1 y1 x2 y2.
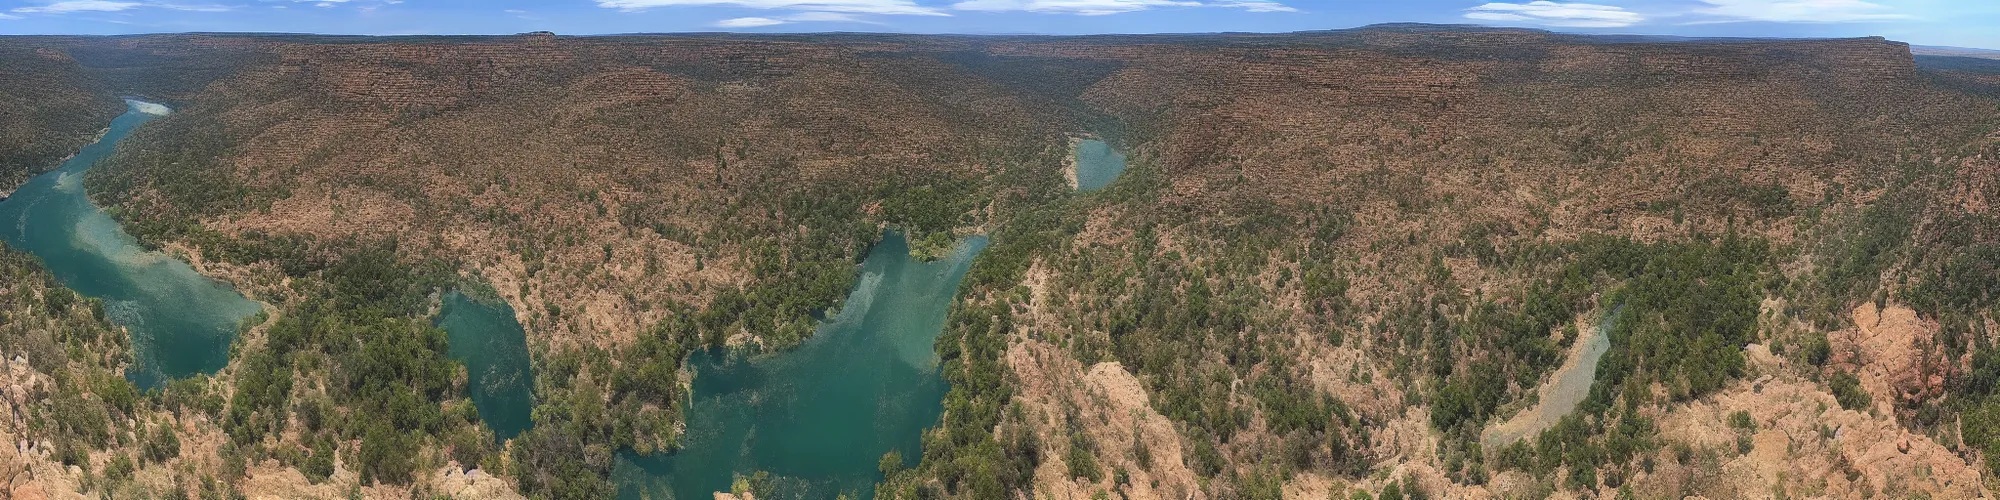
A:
0 22 1973 49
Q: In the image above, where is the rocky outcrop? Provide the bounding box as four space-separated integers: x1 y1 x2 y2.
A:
1652 377 1984 499
1833 304 1951 418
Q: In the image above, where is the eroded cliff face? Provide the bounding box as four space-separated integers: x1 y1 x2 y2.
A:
5 27 1998 499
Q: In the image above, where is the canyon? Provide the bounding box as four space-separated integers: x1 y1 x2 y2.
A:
0 25 1996 500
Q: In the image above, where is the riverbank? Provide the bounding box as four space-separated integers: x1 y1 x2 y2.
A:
0 99 262 389
1482 309 1615 449
1067 137 1126 192
615 231 988 500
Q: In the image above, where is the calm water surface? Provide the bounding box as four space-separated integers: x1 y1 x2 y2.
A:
436 290 536 440
1074 139 1126 192
614 231 988 500
0 100 261 389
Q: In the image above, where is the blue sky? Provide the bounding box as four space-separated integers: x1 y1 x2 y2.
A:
0 0 1995 50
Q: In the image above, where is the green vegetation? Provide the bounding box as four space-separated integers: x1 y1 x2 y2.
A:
1585 233 1769 405
86 110 282 252
1791 151 2000 480
1727 410 1755 431
40 30 2000 500
881 182 981 261
876 146 1073 500
673 184 884 350
1829 372 1871 411
82 73 1058 498
0 243 247 497
0 247 121 380
193 236 478 487
883 152 1378 497
1463 232 1772 491
0 46 124 192
508 317 694 499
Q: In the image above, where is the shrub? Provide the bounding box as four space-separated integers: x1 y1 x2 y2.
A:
1727 410 1756 431
1830 372 1872 411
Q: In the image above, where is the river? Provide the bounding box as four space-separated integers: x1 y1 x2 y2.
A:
7 102 1117 496
613 231 988 500
0 99 262 390
1073 139 1126 192
436 290 537 440
1482 307 1622 449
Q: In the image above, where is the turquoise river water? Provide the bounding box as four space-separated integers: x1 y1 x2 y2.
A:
4 103 1116 497
0 100 261 390
436 290 537 440
613 231 989 500
1073 139 1126 191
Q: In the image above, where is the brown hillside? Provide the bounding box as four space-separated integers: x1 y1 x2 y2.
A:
0 26 1994 499
0 42 123 193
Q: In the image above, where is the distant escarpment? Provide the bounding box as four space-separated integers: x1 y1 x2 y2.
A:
1920 53 2000 97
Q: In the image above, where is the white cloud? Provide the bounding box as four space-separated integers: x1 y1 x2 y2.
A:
0 12 19 18
1691 0 1907 23
11 0 233 14
784 11 866 21
712 11 874 27
13 1 144 13
715 16 787 26
599 0 945 16
952 0 1293 15
1214 0 1295 13
264 0 402 8
1464 1 1643 28
954 0 1190 15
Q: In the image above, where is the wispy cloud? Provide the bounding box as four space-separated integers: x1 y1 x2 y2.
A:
13 1 144 13
715 16 786 26
11 0 233 14
254 0 401 11
1690 0 1907 23
713 11 872 27
952 0 1293 15
0 12 20 18
1214 0 1295 13
784 11 868 21
597 0 946 16
1463 1 1642 28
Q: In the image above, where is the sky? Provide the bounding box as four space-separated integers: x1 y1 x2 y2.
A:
0 0 1995 50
